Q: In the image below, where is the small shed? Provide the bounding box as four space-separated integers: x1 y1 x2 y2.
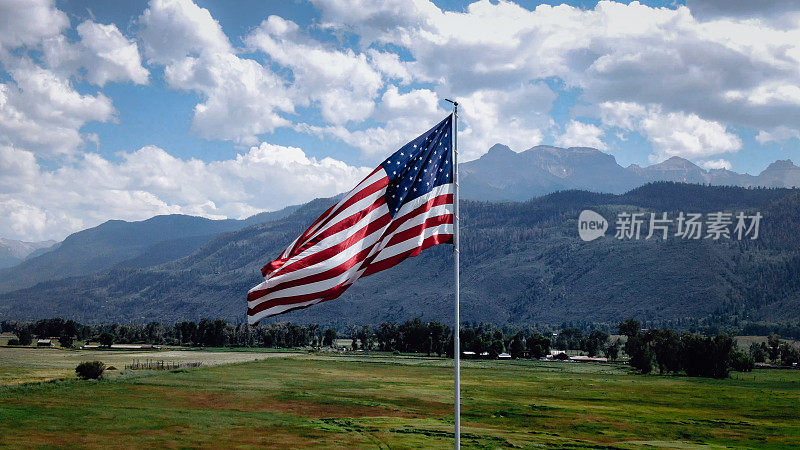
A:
37 339 53 347
498 353 511 359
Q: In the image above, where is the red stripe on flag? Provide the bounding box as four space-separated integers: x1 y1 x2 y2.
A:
385 194 452 235
363 233 453 277
269 210 391 279
298 165 383 242
249 229 451 316
248 192 453 303
248 279 353 316
287 204 335 254
289 195 387 260
298 174 388 243
247 240 377 303
384 214 453 248
261 172 388 276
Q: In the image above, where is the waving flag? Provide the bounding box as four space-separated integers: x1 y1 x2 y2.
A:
247 115 455 324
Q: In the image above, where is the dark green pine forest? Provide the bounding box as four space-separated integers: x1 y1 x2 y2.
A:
1 182 799 327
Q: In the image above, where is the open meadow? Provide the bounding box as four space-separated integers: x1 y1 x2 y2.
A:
1 349 799 448
0 346 299 385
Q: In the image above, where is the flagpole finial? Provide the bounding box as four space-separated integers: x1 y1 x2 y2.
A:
444 98 458 107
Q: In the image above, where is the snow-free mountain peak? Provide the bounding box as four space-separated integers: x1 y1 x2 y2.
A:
461 144 795 201
0 238 57 269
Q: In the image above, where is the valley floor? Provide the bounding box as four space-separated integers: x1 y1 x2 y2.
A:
1 349 799 448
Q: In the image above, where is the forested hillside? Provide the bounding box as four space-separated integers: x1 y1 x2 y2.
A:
1 183 798 327
0 204 300 294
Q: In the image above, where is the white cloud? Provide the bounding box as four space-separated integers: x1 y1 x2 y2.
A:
300 81 555 161
373 86 442 122
0 0 68 51
245 16 384 125
756 126 800 144
724 83 800 107
0 2 138 157
43 20 149 87
367 49 415 84
312 0 800 143
555 120 607 150
639 110 742 163
0 2 148 157
139 0 293 145
599 101 741 163
456 83 556 159
0 58 115 156
164 52 293 144
702 159 732 170
297 86 448 158
137 0 231 64
312 0 441 45
0 143 370 241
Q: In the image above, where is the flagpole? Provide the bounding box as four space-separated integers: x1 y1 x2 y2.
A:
445 98 460 450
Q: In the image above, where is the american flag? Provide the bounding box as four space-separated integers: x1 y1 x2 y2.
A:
247 115 455 324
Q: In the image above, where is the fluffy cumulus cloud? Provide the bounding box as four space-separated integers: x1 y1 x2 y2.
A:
246 16 384 125
138 0 232 63
43 21 149 87
164 52 293 145
0 0 147 156
0 143 370 241
139 0 293 145
5 0 800 241
297 86 449 158
456 83 555 158
599 102 742 162
0 59 115 155
555 121 607 151
0 0 68 51
312 0 800 148
756 126 800 144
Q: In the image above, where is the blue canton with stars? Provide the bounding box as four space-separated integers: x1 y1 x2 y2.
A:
381 115 453 217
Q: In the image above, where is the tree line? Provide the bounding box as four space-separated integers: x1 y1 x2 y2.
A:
1 318 326 349
4 317 798 380
617 319 799 378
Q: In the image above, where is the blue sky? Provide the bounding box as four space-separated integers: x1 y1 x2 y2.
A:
2 0 800 241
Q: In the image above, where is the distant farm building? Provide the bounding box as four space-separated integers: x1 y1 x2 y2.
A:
37 339 53 347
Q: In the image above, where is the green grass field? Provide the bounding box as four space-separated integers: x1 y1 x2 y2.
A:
0 346 300 385
1 350 799 448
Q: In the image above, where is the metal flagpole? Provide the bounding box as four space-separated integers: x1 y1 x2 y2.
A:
445 98 460 450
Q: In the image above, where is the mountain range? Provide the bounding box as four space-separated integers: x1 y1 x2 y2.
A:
0 204 299 294
2 144 800 326
0 238 57 269
460 144 800 201
1 182 798 326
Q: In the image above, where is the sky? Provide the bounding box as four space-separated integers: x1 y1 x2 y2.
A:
2 0 800 242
